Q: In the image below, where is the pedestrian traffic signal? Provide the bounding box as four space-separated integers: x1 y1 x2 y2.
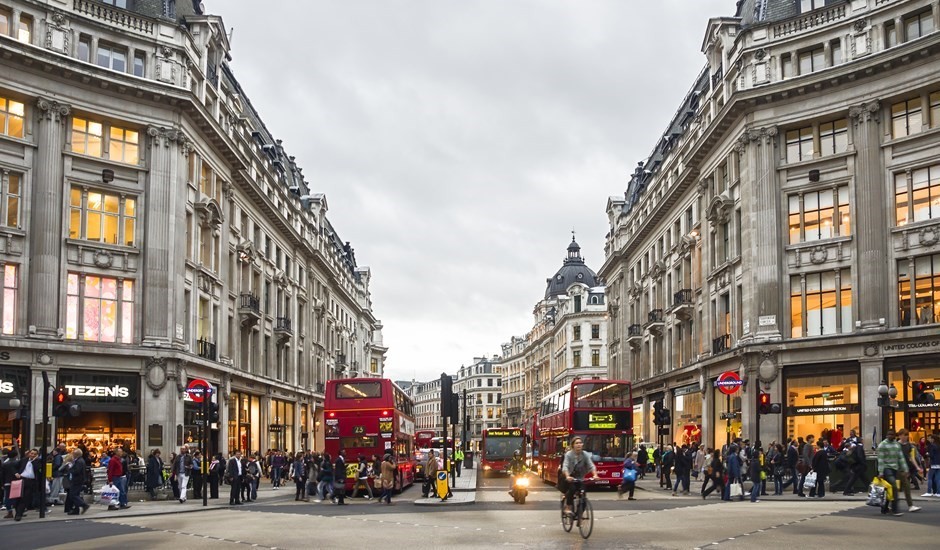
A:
652 400 664 425
912 380 935 404
660 408 671 426
758 392 771 415
53 387 81 417
209 401 220 423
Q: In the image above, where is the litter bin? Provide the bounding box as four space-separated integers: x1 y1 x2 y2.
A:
464 451 474 469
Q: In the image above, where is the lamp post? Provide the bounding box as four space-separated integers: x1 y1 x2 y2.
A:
877 380 898 438
313 420 320 452
8 391 28 448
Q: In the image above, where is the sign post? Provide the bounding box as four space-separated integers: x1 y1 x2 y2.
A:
715 371 743 447
186 378 211 508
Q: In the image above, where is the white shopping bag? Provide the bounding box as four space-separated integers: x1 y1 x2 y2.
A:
100 483 120 506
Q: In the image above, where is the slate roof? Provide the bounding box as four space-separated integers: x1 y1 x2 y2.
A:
544 237 599 299
737 0 845 27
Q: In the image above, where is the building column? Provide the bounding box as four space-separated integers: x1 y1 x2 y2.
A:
850 101 888 330
27 98 70 338
739 126 783 341
142 127 188 346
860 356 884 445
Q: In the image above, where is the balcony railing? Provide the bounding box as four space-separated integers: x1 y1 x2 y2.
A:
627 324 642 337
712 334 732 355
315 382 324 393
772 4 847 38
74 0 155 35
647 309 664 324
239 293 260 314
673 289 693 307
275 316 292 333
336 354 347 367
196 338 217 361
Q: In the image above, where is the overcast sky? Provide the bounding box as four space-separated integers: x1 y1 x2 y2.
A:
218 0 731 383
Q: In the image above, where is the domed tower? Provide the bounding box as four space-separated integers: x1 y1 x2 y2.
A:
544 235 599 299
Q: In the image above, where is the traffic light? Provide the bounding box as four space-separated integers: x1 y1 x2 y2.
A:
660 408 672 426
912 381 935 404
209 401 220 424
758 392 771 415
440 373 454 420
53 387 81 418
652 400 664 425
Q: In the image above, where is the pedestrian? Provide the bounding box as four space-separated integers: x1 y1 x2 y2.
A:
144 449 164 500
653 445 663 487
379 453 396 504
351 455 374 500
48 444 67 506
270 450 286 490
64 449 90 516
661 445 675 492
454 447 464 477
808 439 830 498
876 429 911 516
244 454 261 502
291 452 308 502
899 429 925 491
617 452 639 501
702 449 725 500
172 446 194 503
191 450 204 500
106 447 131 510
636 445 648 479
315 452 334 502
895 429 922 513
842 440 868 495
208 453 223 499
11 448 42 521
307 453 321 500
334 450 348 505
226 450 243 505
797 434 815 497
749 447 763 503
424 451 439 498
769 443 784 495
923 434 940 497
2 446 22 518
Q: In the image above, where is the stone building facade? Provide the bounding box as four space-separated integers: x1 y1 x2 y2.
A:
0 0 386 457
601 0 940 450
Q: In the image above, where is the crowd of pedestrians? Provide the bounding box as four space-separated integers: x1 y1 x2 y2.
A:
617 429 939 516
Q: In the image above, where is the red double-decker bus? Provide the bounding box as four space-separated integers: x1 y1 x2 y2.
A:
536 379 633 487
480 427 525 475
324 378 416 492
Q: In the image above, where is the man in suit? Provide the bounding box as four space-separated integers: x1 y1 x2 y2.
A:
226 450 243 505
13 448 43 521
65 449 90 515
334 449 347 505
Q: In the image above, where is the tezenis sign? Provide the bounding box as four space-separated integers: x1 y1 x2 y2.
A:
65 384 130 398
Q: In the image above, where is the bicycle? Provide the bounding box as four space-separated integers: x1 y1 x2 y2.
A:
560 478 593 539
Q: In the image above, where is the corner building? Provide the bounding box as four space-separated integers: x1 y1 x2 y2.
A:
0 0 386 456
601 0 940 451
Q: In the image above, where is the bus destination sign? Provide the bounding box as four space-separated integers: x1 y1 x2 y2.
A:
487 429 522 437
587 413 617 429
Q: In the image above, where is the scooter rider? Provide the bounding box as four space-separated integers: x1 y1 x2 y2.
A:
507 449 527 494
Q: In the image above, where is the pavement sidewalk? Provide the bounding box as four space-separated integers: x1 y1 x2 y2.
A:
413 465 478 506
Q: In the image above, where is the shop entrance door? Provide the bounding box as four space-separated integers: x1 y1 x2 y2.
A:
239 424 251 455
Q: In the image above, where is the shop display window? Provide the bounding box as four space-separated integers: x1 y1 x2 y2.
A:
888 367 940 445
632 403 645 445
57 412 137 464
785 371 859 448
674 392 703 447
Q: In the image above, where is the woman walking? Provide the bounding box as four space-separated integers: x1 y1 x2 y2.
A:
702 451 725 499
315 453 333 502
145 449 164 501
378 453 396 504
809 439 830 498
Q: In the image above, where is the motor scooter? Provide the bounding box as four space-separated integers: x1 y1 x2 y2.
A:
510 473 529 504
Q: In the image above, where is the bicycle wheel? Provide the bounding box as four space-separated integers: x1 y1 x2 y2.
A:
561 497 573 532
578 496 594 539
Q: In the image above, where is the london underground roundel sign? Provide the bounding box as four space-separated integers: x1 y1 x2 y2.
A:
186 378 211 403
715 371 743 395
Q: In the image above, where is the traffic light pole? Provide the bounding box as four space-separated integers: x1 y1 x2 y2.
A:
202 386 209 508
40 371 51 519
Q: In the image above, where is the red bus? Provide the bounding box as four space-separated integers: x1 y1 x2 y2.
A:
415 430 436 450
480 427 525 475
324 378 416 492
536 380 633 488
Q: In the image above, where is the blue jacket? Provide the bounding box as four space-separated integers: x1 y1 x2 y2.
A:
727 452 742 478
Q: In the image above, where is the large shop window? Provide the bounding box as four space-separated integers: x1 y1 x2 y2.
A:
632 402 645 445
228 392 260 455
0 366 29 447
898 254 940 326
673 386 702 447
888 365 940 444
785 369 859 448
268 399 294 452
895 164 940 226
56 371 139 457
790 270 852 337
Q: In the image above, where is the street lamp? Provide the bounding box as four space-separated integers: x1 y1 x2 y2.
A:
313 420 320 451
8 392 28 447
877 380 898 436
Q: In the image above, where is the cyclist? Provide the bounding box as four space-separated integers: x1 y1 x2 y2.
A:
507 449 527 495
562 436 597 516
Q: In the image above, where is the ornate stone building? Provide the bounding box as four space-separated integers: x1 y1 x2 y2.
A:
601 0 940 450
499 237 608 434
0 0 386 456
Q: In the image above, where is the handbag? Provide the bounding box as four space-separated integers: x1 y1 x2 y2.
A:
803 470 817 489
100 483 120 506
622 468 638 482
729 483 743 498
9 479 23 499
760 470 767 481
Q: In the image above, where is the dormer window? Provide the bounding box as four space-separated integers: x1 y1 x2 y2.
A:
800 0 824 13
102 0 129 8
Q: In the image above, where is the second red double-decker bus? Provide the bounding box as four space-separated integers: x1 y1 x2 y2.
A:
536 379 633 487
324 378 417 492
480 427 525 475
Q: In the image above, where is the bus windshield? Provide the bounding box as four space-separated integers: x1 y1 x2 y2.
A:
484 436 524 459
581 434 629 462
573 383 631 408
334 381 383 399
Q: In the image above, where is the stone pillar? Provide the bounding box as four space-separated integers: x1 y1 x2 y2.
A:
739 127 783 341
27 98 70 338
860 356 884 445
850 101 888 330
142 126 188 346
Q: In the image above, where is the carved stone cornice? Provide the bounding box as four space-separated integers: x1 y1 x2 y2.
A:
36 97 71 123
849 101 880 127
